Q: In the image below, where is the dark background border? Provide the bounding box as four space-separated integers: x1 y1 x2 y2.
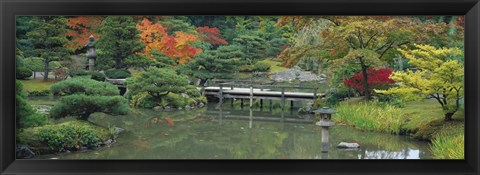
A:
1 0 479 174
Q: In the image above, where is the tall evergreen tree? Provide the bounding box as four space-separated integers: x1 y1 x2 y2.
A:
26 17 70 80
179 45 243 86
96 16 145 70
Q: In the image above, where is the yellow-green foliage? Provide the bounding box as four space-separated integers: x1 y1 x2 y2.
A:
19 79 58 95
376 44 464 120
334 101 404 134
258 59 287 73
431 125 464 159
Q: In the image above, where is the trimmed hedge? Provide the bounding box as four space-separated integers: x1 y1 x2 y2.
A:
16 67 32 79
105 69 131 79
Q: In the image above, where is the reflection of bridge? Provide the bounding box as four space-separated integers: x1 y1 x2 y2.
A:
205 110 315 124
201 79 324 109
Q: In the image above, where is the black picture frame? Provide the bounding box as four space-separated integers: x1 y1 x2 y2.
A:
1 0 479 174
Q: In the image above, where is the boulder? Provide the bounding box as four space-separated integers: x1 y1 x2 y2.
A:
164 106 172 111
31 105 52 115
181 93 190 98
298 105 313 114
185 105 192 110
153 106 163 111
16 145 36 159
113 127 125 135
337 142 360 148
198 103 205 108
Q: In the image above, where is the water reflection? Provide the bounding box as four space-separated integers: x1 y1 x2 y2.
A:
34 102 432 159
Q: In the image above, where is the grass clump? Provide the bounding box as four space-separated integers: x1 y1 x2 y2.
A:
430 124 464 159
258 59 287 73
18 79 58 96
334 100 404 134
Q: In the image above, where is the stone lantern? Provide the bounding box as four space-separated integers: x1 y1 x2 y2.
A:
85 35 96 71
314 107 336 153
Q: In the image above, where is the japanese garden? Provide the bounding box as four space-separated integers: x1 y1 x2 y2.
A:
15 16 464 159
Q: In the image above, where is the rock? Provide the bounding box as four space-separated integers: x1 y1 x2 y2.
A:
164 106 172 111
16 145 36 159
113 127 125 135
178 107 183 110
181 93 190 98
198 103 205 108
31 105 52 115
298 105 313 114
253 72 268 78
185 105 192 110
153 106 163 111
270 68 326 82
337 142 360 148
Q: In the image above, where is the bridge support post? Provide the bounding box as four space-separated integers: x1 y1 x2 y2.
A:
219 84 224 104
290 100 294 109
269 100 272 112
241 99 244 109
281 87 285 111
250 85 253 108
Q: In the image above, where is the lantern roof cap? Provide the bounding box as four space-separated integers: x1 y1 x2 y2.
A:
313 107 336 114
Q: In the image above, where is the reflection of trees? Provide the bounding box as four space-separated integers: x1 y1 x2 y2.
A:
46 107 432 159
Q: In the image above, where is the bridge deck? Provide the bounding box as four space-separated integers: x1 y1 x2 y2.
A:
201 86 323 101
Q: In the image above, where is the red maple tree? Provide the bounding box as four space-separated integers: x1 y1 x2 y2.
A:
195 26 228 45
343 68 395 95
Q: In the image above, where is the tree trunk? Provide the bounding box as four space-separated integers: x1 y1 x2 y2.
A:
444 112 454 121
361 65 370 100
115 58 122 69
43 59 49 80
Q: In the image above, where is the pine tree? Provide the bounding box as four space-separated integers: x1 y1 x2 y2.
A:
26 17 70 80
96 16 145 70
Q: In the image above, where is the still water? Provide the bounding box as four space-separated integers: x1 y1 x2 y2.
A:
35 103 432 159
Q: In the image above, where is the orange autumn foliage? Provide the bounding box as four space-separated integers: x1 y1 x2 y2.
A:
66 16 103 50
136 18 201 64
165 116 174 126
195 26 228 45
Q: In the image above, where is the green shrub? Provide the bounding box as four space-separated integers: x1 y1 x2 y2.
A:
137 95 157 109
37 123 103 152
19 113 51 128
185 85 201 98
50 94 129 120
325 87 354 105
68 67 88 77
27 89 50 96
16 80 49 129
105 69 131 79
376 94 406 108
253 62 271 72
165 93 189 108
50 77 119 96
90 72 106 82
16 67 32 79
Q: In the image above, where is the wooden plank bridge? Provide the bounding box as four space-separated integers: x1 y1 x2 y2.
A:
201 79 324 109
105 78 324 109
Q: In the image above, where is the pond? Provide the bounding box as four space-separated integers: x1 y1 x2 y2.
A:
33 100 433 159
